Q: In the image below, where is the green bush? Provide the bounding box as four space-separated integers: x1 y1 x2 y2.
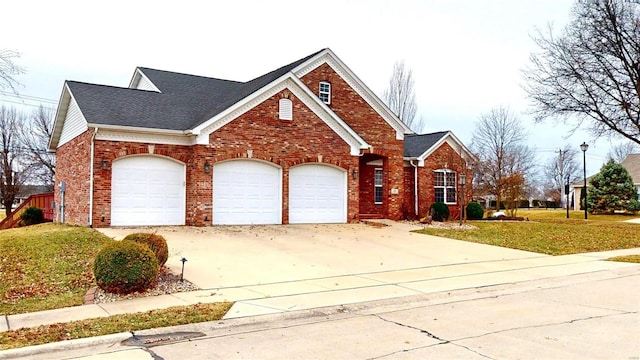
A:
429 202 450 222
19 206 44 226
122 233 169 266
93 241 159 294
466 202 484 220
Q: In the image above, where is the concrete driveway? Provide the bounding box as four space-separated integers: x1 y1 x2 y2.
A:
97 221 543 289
96 221 639 319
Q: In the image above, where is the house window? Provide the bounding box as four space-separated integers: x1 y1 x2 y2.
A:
374 168 383 204
434 170 456 204
279 98 292 120
319 81 331 104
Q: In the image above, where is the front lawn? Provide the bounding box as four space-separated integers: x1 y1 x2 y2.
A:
416 210 640 255
0 223 113 315
0 302 232 350
607 255 640 263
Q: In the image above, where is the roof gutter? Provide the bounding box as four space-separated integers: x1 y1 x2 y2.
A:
88 127 98 227
410 159 419 217
86 123 191 136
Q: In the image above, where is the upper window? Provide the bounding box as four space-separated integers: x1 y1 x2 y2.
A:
319 81 331 104
374 168 383 204
434 170 456 204
279 98 292 120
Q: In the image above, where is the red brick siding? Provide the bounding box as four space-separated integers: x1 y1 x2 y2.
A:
208 90 359 224
411 142 472 220
54 130 93 225
403 165 417 220
301 64 404 219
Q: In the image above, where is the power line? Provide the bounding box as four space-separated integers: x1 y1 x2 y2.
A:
0 99 56 109
0 90 58 104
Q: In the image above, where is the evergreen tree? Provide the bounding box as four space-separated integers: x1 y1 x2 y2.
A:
587 160 640 214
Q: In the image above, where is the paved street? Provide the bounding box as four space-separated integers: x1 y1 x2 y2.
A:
13 265 639 360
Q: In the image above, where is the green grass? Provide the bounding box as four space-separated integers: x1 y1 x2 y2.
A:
416 210 640 255
0 302 233 350
606 255 640 263
0 223 113 315
514 208 640 222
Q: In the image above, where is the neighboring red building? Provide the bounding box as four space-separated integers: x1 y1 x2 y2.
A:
48 49 475 227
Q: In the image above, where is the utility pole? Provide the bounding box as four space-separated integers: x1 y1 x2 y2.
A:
557 149 564 209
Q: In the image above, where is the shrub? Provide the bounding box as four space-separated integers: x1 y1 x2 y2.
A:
429 202 450 222
19 206 44 226
94 241 159 294
466 202 484 220
122 233 169 266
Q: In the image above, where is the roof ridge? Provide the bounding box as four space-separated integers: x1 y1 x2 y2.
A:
243 49 325 84
67 80 160 93
137 67 243 84
406 130 450 137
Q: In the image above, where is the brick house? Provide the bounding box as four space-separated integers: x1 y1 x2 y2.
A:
48 49 475 227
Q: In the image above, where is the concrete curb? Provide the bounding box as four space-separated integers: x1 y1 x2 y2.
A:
0 332 132 360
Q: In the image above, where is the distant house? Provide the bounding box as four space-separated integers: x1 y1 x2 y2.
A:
0 185 52 210
48 48 475 227
570 153 640 210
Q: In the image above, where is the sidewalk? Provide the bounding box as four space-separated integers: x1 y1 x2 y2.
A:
3 246 638 332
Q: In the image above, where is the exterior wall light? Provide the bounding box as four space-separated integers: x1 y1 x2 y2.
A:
101 160 108 170
204 161 211 173
352 169 358 179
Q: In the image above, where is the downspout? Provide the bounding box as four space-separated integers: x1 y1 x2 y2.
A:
88 128 98 227
410 159 419 217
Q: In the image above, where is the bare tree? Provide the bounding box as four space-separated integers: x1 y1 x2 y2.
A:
0 49 24 92
471 106 536 209
0 106 25 215
607 140 638 162
382 60 423 132
523 0 640 144
544 145 581 204
19 105 55 189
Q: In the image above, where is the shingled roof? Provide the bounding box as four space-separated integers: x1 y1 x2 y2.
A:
621 154 640 184
403 131 450 158
68 49 325 131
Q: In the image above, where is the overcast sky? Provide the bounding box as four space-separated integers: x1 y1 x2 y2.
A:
1 0 626 177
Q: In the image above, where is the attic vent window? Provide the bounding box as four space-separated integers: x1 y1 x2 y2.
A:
279 98 292 120
319 81 331 104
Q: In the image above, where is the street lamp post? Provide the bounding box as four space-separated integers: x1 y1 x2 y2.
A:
580 142 589 220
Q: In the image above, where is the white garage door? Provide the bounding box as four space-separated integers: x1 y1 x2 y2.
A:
289 164 347 224
111 156 185 226
213 160 282 225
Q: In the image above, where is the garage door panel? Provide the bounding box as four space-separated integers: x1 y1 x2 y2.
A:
289 165 346 224
111 156 185 226
213 160 282 225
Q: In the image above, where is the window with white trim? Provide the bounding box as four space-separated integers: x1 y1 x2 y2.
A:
279 98 292 120
434 170 456 204
374 168 383 204
319 81 331 104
